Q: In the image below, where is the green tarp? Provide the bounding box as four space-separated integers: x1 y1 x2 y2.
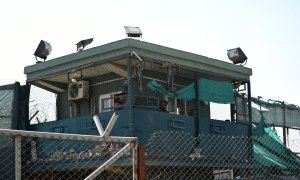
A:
199 78 234 104
252 106 300 170
147 78 234 104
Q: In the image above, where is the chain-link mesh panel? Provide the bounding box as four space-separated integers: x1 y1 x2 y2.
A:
22 138 133 180
145 131 300 179
0 130 136 180
29 86 57 124
0 135 15 180
0 88 15 128
236 93 249 123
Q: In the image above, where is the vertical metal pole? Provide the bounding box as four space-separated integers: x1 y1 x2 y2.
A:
194 72 200 137
230 104 235 122
127 53 134 136
246 81 253 165
282 101 287 146
247 82 252 137
138 146 146 180
15 136 22 180
132 142 138 180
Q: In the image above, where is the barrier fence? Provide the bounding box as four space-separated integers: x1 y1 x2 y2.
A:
0 129 137 180
2 129 300 179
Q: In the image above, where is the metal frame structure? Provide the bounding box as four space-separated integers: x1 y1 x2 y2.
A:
0 125 138 180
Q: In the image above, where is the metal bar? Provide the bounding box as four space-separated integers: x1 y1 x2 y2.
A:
230 104 235 122
103 112 119 139
132 142 138 180
143 76 185 88
247 81 254 164
194 72 200 137
282 101 287 146
93 115 104 136
138 147 146 180
84 143 132 180
0 128 137 142
15 136 21 180
127 53 134 136
90 77 125 87
247 81 252 137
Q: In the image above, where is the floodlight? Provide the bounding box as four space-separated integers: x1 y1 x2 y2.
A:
34 40 52 62
76 38 93 51
124 26 142 38
227 47 248 65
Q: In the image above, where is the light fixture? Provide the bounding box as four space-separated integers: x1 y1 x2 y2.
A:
124 26 142 38
227 47 248 65
34 40 52 63
76 38 93 51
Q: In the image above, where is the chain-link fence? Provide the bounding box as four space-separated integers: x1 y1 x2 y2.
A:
145 131 300 180
0 129 137 180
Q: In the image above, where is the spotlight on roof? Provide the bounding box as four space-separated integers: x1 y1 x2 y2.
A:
227 47 248 65
34 40 52 63
76 38 93 51
124 26 142 38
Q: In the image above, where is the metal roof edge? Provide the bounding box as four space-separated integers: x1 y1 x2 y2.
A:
127 39 252 76
24 38 252 79
24 38 131 74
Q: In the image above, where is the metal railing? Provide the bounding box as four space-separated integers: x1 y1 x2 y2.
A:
0 114 138 180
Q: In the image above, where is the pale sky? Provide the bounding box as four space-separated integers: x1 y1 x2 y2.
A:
1 0 300 105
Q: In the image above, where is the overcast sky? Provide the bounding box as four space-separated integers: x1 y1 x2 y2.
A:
1 0 300 105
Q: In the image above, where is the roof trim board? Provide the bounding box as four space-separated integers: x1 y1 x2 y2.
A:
24 38 252 81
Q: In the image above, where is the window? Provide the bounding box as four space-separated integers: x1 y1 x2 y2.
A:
99 91 125 113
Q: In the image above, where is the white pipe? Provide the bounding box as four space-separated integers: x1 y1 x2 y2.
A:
103 112 119 139
93 115 104 136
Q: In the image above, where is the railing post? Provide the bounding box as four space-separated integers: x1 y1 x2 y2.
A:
132 141 138 180
127 53 134 136
138 146 146 180
15 136 21 180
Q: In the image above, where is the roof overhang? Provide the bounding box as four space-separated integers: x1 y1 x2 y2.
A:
24 38 252 82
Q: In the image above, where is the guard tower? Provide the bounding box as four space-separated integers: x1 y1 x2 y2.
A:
24 38 252 145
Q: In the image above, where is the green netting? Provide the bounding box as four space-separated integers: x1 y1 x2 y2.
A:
147 78 234 104
252 98 300 170
251 97 300 129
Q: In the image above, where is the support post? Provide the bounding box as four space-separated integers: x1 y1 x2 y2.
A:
194 72 200 137
132 142 138 180
247 81 252 137
127 53 134 136
246 81 253 163
138 147 146 180
15 136 22 180
282 101 287 146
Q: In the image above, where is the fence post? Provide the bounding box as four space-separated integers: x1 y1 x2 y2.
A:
15 136 22 180
138 146 146 180
132 142 138 180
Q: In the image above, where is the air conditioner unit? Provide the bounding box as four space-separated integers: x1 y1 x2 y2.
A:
68 81 89 100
